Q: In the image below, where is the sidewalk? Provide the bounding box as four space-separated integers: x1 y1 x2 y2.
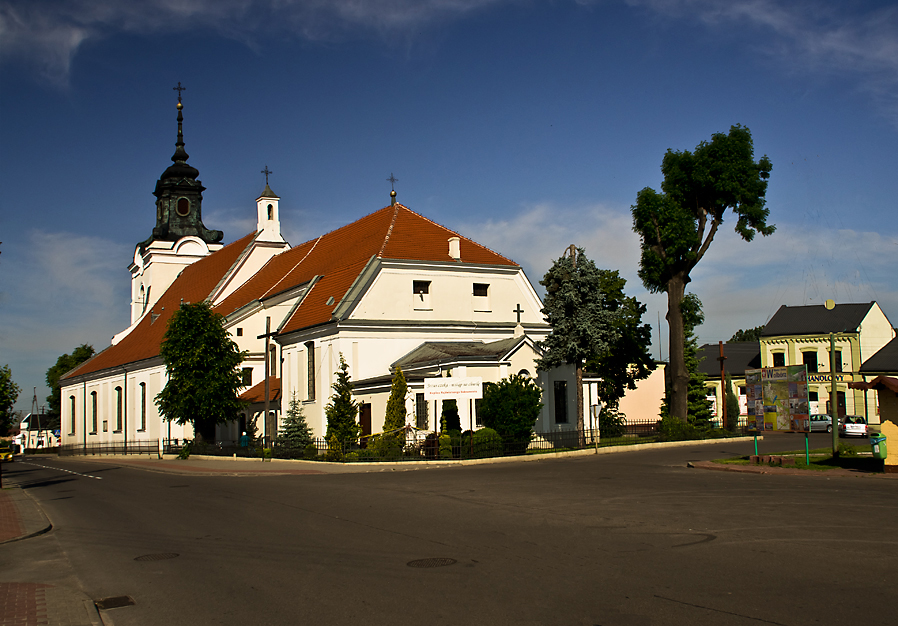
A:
0 486 103 626
688 459 898 478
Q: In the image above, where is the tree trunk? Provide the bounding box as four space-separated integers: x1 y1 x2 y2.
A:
666 276 689 423
576 362 585 447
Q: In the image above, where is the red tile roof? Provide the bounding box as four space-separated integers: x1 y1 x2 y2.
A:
63 204 518 380
62 233 258 380
238 377 281 403
218 204 518 335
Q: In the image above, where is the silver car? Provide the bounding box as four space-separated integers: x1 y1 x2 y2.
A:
809 414 833 433
839 415 868 437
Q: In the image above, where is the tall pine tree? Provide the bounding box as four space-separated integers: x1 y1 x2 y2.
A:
324 354 360 446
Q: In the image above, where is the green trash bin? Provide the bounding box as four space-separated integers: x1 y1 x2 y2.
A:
870 434 887 460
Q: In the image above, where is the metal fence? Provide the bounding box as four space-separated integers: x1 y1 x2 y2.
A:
58 439 160 457
55 416 744 462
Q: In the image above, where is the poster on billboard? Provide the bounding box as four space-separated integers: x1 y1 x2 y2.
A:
744 366 810 432
424 377 483 401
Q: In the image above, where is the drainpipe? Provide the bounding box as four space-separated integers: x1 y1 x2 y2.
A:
123 369 128 455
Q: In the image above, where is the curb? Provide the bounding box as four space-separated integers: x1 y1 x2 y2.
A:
687 459 895 478
0 487 52 545
61 436 762 474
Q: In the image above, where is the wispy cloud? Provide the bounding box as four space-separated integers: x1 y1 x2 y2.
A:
0 231 129 409
629 0 898 126
466 202 898 352
0 0 506 86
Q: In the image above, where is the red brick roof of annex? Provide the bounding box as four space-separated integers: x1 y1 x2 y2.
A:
62 204 518 381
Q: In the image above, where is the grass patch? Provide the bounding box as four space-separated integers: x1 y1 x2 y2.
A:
713 449 881 473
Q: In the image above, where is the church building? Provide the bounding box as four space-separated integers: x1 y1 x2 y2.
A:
59 93 579 450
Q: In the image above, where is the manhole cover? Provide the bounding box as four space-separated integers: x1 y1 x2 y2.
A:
134 553 179 562
95 596 136 610
407 557 457 568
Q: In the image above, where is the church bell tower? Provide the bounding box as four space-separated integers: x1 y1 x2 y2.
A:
126 84 224 328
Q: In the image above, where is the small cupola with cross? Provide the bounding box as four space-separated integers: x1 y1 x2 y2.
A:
256 165 282 242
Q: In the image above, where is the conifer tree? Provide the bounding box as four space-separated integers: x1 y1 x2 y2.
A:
324 354 360 446
383 366 408 434
276 391 313 449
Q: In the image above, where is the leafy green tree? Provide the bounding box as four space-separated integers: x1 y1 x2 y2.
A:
383 366 408 434
725 372 740 431
536 247 622 443
1 365 21 436
156 302 246 441
583 269 655 409
276 391 313 449
631 125 773 422
479 374 543 452
728 326 765 343
324 354 360 446
45 344 95 415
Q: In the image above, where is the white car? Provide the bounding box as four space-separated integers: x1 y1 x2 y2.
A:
839 415 868 437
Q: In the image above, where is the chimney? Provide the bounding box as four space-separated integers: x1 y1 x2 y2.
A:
448 236 461 261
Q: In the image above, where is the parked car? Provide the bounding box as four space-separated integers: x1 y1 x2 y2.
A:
809 414 833 433
839 415 868 437
0 445 13 463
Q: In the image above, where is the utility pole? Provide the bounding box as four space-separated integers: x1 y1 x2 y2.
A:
718 341 728 430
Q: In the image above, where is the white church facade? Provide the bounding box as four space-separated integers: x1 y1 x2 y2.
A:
59 95 612 451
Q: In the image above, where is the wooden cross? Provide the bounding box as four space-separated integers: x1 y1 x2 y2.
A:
513 303 524 323
173 82 186 103
261 165 273 185
387 173 398 191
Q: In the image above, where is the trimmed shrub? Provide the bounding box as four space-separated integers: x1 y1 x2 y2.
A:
472 427 504 458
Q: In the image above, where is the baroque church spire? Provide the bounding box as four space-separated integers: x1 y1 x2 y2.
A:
139 83 223 250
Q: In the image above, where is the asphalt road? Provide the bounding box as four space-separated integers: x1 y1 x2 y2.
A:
5 436 898 626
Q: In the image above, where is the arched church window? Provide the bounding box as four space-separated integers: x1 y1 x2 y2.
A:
267 204 273 220
176 197 190 216
140 285 147 314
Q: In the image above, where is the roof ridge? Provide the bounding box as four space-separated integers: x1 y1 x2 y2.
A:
377 203 401 258
261 234 324 299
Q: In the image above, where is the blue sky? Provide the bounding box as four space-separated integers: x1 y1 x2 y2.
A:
2 0 897 412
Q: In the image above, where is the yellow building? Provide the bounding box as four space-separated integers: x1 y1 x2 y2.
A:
702 303 895 427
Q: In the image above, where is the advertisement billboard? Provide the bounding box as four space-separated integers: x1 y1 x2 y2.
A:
744 366 810 432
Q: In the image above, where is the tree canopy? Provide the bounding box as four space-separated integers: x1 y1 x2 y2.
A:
729 326 765 343
631 125 773 422
1 364 21 436
537 247 623 440
582 269 655 409
156 302 246 440
45 344 95 415
479 374 543 451
324 354 360 445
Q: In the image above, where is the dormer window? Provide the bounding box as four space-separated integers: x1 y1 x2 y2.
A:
176 197 190 216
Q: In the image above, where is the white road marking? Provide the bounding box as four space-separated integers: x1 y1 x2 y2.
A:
20 461 102 480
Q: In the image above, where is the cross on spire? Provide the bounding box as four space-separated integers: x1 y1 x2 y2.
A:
387 173 398 191
173 81 186 103
262 165 273 185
